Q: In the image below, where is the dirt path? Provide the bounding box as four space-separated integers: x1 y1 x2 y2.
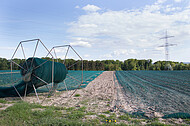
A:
28 71 117 113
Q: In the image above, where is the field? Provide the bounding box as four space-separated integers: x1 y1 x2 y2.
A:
38 70 103 92
0 70 103 91
0 70 21 86
1 70 190 125
115 70 190 117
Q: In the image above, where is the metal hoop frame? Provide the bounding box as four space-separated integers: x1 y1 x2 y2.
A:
6 39 83 103
47 45 83 97
10 39 54 103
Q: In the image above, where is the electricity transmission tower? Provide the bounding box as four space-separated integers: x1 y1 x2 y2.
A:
159 30 177 70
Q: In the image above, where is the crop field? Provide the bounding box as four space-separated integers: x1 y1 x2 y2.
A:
115 70 190 115
0 70 103 91
0 70 21 86
38 70 103 92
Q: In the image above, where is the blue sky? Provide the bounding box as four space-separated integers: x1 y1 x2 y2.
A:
0 0 190 62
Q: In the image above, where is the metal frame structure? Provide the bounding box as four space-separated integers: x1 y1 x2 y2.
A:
47 45 83 97
2 39 83 103
10 39 55 103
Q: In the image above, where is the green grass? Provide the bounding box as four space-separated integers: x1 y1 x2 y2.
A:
103 110 110 114
80 99 89 105
0 101 188 126
0 102 63 125
119 114 130 121
65 106 75 111
98 114 107 119
108 113 117 120
131 119 142 124
0 99 7 104
146 121 171 126
106 104 110 107
0 101 90 126
0 105 5 108
184 119 190 124
74 94 80 97
86 111 96 115
77 106 86 112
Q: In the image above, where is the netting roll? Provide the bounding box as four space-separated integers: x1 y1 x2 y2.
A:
0 58 68 98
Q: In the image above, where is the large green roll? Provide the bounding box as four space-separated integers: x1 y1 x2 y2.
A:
0 58 68 97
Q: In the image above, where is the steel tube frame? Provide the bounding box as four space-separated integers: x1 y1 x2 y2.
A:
48 45 83 97
10 39 54 102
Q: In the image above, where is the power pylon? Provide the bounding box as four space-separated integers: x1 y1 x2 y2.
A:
159 30 177 70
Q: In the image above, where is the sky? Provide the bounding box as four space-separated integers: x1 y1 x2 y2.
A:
0 0 190 62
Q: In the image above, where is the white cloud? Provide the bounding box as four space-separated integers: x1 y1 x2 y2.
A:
156 0 167 4
54 48 67 53
100 54 113 59
174 0 182 2
84 54 90 58
112 49 137 57
70 41 92 48
82 4 101 12
0 47 15 50
79 24 97 28
68 1 190 61
113 49 129 56
75 5 80 9
165 6 181 12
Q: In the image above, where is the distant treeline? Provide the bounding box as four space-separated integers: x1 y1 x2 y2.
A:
0 57 190 71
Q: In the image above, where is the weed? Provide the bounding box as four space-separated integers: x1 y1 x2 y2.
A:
0 105 5 108
184 119 190 124
0 99 7 104
103 110 110 114
131 119 142 124
0 102 64 125
86 111 96 115
86 119 100 125
108 113 117 120
146 121 171 126
66 110 85 119
77 106 86 112
98 114 107 119
119 114 130 121
80 99 89 105
74 94 80 97
66 107 75 111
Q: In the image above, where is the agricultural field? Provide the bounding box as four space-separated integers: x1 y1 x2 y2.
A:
115 70 190 117
38 70 103 92
0 70 21 86
0 70 103 91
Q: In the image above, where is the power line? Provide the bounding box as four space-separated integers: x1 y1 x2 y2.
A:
158 30 177 70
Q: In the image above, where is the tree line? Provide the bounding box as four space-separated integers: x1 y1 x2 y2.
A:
0 57 190 71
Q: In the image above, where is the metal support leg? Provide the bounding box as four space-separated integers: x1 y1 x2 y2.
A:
64 80 69 97
33 84 40 103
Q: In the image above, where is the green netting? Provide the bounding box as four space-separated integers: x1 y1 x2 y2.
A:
115 70 190 119
162 113 190 119
0 58 67 97
37 71 103 92
0 70 21 86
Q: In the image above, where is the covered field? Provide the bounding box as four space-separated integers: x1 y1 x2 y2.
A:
115 70 190 117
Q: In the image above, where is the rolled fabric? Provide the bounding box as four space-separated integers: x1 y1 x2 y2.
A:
0 58 67 97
